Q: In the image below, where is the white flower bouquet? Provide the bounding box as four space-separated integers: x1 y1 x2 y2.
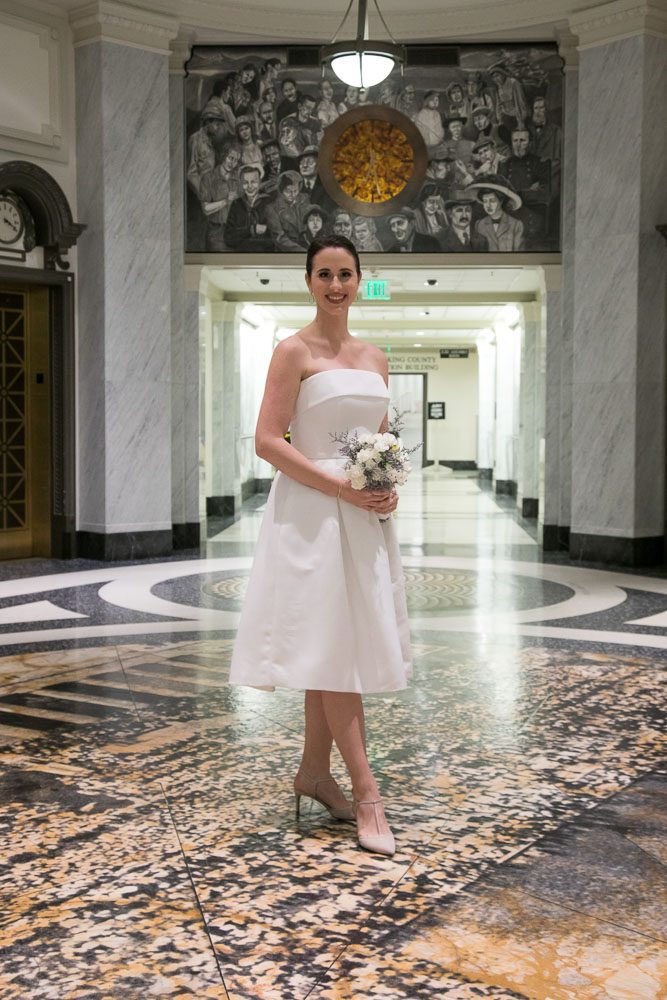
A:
331 409 420 516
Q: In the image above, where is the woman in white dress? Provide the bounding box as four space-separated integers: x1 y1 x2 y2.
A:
230 235 412 856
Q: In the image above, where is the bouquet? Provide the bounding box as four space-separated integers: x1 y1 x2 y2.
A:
331 409 420 517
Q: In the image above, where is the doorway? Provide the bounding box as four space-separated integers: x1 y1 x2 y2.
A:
388 373 427 465
0 285 51 558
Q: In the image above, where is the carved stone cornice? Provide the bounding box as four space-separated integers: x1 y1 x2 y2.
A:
169 29 195 75
555 23 579 68
69 1 179 54
569 0 667 50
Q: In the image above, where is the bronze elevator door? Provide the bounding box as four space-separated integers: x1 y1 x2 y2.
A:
0 285 51 559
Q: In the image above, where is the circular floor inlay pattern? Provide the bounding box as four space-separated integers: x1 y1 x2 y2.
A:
201 568 571 615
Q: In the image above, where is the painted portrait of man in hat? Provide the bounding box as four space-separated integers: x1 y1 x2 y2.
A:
440 191 487 252
386 207 441 253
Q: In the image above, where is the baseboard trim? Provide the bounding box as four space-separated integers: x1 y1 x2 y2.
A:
494 479 517 497
172 522 201 549
569 532 665 567
76 529 173 561
439 460 477 470
521 497 539 518
542 524 570 550
206 495 235 517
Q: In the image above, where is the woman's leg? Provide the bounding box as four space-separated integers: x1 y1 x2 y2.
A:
296 690 352 813
320 691 391 839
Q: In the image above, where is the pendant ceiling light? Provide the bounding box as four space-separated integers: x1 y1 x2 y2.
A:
320 0 406 90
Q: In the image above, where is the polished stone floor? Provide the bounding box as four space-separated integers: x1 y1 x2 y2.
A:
0 471 665 998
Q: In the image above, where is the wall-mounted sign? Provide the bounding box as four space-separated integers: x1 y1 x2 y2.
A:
388 353 438 372
440 348 469 358
364 280 391 300
428 402 446 419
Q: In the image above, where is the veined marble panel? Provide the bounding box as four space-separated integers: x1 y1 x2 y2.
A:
576 36 643 239
518 319 539 504
543 290 562 525
571 381 637 537
104 378 172 530
170 75 186 526
75 39 173 534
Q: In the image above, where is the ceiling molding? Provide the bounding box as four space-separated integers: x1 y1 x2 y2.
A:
69 1 179 53
569 0 667 49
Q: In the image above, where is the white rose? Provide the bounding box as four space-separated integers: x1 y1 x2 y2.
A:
357 448 373 463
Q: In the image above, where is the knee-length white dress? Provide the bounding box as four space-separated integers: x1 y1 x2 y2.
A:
229 368 412 693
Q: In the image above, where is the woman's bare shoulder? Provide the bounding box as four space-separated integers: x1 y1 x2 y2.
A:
271 331 311 370
360 343 389 377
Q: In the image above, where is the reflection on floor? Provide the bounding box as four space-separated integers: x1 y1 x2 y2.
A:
0 471 665 998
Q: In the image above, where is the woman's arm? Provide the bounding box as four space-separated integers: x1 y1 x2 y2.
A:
255 338 341 496
255 338 395 512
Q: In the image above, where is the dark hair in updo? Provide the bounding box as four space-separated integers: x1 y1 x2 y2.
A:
306 234 361 277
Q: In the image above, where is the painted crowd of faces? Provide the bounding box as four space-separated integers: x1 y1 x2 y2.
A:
184 46 563 254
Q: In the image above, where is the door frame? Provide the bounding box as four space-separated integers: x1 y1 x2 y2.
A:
388 371 429 467
0 264 76 558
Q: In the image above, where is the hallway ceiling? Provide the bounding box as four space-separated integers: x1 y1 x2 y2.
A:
205 264 542 345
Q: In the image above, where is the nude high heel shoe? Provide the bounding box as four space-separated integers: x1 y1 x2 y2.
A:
294 772 355 823
353 798 396 857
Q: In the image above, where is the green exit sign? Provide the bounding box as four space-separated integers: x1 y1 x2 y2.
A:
364 280 391 300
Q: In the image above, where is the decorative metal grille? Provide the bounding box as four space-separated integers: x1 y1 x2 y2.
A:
0 291 27 530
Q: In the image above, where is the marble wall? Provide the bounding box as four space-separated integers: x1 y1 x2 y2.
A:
476 340 496 476
170 73 200 545
494 324 520 491
75 41 172 548
518 303 541 516
571 32 667 558
542 282 563 531
206 301 241 515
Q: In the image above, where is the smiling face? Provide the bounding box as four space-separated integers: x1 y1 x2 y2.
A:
241 169 261 198
423 195 441 216
305 246 360 313
389 216 412 242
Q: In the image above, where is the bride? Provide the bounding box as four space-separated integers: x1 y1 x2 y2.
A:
230 235 412 856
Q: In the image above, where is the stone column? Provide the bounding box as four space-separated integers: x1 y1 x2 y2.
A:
71 2 179 559
170 32 200 549
556 29 579 546
476 337 495 479
540 265 564 544
569 0 667 565
517 302 541 519
207 300 241 517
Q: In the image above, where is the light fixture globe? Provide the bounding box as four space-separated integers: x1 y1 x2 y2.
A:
320 0 405 89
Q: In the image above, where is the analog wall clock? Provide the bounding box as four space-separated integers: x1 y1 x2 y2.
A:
0 191 36 260
318 105 428 217
0 194 25 246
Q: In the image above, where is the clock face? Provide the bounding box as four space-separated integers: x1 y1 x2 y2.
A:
319 105 427 218
0 198 24 245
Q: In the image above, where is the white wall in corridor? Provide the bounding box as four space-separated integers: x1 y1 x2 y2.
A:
239 317 274 486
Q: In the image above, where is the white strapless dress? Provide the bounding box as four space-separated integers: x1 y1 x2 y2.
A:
229 369 413 693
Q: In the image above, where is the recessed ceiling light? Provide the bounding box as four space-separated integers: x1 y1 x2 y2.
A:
413 342 422 347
